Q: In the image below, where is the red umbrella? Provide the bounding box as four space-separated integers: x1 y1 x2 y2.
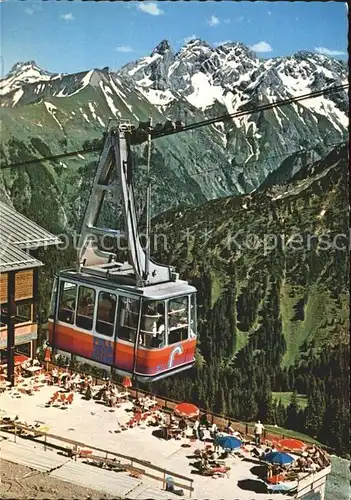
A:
122 376 132 388
174 402 199 419
277 438 306 452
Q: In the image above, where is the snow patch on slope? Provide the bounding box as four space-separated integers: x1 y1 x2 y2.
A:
88 102 97 120
99 82 121 117
138 87 175 107
12 89 24 106
300 97 347 132
57 70 94 98
44 101 63 130
79 107 90 123
186 72 223 109
108 78 138 119
97 116 105 127
88 102 105 127
128 53 161 77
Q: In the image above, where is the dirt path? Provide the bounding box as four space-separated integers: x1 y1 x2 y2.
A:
0 458 116 499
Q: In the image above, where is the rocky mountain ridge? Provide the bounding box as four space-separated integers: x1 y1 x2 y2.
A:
0 40 348 230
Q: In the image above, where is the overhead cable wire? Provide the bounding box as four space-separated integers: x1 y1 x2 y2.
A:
1 145 102 170
190 140 347 178
1 83 348 170
151 83 349 138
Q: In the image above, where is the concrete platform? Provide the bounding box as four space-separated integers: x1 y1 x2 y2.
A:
0 384 297 499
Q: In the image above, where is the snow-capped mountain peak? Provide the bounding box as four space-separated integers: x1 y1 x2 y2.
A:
151 39 172 56
0 60 55 102
6 60 50 78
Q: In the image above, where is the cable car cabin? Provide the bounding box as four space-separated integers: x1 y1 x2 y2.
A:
48 270 197 382
47 126 198 383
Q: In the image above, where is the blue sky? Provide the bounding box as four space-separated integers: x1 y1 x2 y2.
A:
1 1 348 75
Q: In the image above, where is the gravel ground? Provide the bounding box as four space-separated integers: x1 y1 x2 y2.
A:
326 456 350 500
0 458 116 500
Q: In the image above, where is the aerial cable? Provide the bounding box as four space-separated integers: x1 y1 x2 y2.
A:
1 84 348 170
190 140 347 178
144 118 152 279
152 84 349 139
1 145 102 169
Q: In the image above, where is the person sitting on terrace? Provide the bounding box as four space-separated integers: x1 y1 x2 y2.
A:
226 420 235 434
296 457 308 471
210 422 218 434
52 368 59 384
251 447 265 459
233 429 243 440
200 413 210 429
85 383 93 401
178 417 187 432
63 374 71 391
272 464 284 476
209 450 219 463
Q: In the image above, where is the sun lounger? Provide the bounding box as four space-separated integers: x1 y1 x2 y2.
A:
202 466 230 478
126 465 145 478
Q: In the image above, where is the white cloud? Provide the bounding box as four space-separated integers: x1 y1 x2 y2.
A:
60 13 74 21
208 15 220 27
138 2 164 16
115 45 135 53
236 16 245 22
224 18 231 24
268 11 272 16
184 35 197 44
25 7 34 15
314 47 345 56
250 41 273 53
214 40 232 47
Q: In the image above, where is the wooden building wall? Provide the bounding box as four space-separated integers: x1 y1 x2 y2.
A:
0 270 34 304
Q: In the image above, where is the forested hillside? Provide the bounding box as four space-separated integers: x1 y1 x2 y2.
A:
146 143 349 456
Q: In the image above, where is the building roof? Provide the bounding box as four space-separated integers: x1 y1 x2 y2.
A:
0 201 61 273
0 245 43 273
0 201 61 250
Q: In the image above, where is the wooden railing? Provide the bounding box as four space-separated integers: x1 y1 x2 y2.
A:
295 468 331 498
1 421 194 497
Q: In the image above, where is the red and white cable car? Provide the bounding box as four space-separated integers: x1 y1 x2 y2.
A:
48 124 197 382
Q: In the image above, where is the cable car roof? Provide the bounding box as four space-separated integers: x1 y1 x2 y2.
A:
58 269 196 299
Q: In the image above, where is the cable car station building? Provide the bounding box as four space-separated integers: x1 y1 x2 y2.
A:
0 201 60 382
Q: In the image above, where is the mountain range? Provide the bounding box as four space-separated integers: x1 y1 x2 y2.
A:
0 39 348 231
1 40 349 456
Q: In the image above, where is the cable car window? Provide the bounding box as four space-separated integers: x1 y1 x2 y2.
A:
190 294 197 338
76 286 96 331
117 297 140 343
58 282 77 324
168 296 189 345
140 300 165 348
96 292 116 337
49 278 58 318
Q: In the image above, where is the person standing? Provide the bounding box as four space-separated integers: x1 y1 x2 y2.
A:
254 420 264 446
193 418 200 439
